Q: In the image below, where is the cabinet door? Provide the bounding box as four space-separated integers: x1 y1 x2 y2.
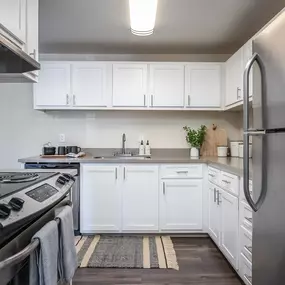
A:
112 64 147 107
185 64 221 108
225 47 243 106
34 63 71 107
208 182 220 245
160 179 203 231
243 40 253 98
0 0 26 43
150 64 184 107
24 0 39 80
80 165 120 233
220 189 239 269
71 62 107 107
122 165 159 231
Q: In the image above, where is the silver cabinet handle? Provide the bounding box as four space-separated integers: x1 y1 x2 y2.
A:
188 95 190 106
217 190 221 205
237 87 241 100
214 188 217 203
244 274 252 283
151 95 154 106
243 52 266 212
176 171 188 174
222 179 230 184
115 168 118 180
209 173 215 177
66 94 69 105
245 245 252 253
163 182 165 195
144 94 146 106
29 49 36 59
123 167 126 180
73 95 76 105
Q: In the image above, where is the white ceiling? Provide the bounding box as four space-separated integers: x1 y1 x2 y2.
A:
39 0 285 54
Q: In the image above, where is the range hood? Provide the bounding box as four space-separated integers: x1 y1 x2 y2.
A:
0 34 40 75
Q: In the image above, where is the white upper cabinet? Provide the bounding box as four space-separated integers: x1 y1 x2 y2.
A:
0 0 27 44
243 39 253 98
160 179 203 231
71 62 107 107
34 63 71 107
80 164 121 233
185 63 221 108
225 47 244 107
149 64 184 107
220 189 239 269
112 64 147 107
122 165 159 232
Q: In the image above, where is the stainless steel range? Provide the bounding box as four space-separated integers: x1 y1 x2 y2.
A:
0 170 75 285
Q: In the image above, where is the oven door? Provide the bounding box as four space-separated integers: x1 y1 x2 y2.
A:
0 197 71 285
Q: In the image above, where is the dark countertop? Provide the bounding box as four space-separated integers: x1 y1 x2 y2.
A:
18 148 252 178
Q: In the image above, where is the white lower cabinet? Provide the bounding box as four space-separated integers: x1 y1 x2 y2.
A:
122 165 159 232
208 182 220 245
239 253 252 285
160 179 203 231
80 164 121 233
220 189 239 269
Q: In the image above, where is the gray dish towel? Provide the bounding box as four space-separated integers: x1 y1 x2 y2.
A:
29 220 58 285
57 205 77 283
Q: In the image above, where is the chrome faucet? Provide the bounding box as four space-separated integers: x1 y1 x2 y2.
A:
122 133 126 154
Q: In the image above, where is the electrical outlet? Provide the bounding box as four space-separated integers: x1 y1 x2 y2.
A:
59 134 65 143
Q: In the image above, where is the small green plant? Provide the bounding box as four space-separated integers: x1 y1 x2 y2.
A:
183 125 207 148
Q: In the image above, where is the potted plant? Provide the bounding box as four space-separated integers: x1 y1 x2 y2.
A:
183 125 207 157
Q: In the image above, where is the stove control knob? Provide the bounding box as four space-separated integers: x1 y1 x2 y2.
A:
9 197 25 211
62 173 75 182
56 176 67 186
0 204 12 219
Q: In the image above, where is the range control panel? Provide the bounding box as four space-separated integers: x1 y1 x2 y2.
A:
0 174 75 228
26 184 58 202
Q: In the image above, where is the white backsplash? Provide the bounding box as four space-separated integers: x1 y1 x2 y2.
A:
0 83 242 168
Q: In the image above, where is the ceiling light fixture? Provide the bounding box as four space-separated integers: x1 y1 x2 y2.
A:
129 0 158 36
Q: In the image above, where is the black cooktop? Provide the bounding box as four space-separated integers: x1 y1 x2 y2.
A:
0 172 58 198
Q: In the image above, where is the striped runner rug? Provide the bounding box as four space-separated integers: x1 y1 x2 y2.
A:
74 235 179 270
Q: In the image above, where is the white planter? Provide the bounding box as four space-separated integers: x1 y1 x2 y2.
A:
190 147 199 157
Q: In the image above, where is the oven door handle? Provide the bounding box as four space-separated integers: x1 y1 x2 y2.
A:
0 200 72 271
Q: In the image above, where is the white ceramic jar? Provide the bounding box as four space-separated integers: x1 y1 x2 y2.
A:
217 146 228 157
230 141 242 157
239 143 252 158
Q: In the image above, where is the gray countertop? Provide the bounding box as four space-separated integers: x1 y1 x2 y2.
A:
18 148 252 178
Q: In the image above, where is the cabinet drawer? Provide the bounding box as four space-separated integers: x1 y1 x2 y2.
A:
220 171 239 195
240 201 253 233
160 164 203 179
240 179 253 203
240 225 252 262
239 253 252 285
208 167 220 185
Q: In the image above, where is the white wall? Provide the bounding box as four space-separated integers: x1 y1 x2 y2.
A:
0 82 242 168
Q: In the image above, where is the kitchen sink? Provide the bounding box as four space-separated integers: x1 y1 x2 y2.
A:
93 153 150 160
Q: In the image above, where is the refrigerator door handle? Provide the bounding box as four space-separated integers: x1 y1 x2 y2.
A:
243 52 267 212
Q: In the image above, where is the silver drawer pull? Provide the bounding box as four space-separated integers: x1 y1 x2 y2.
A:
245 274 252 283
222 179 230 184
245 245 252 253
209 174 215 177
245 217 253 224
176 171 189 174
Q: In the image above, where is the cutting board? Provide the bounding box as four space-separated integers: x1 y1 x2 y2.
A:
201 124 228 156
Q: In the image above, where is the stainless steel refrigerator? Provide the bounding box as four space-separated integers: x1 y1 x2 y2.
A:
243 10 285 285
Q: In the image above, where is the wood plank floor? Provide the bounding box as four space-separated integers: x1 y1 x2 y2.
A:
73 237 243 285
